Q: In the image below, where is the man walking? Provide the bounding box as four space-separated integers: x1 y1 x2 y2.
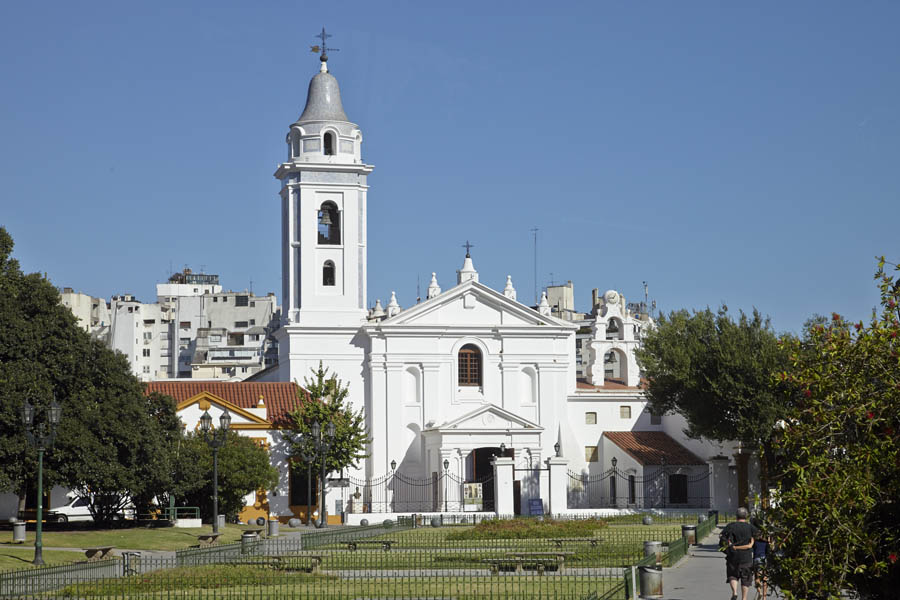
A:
720 507 759 600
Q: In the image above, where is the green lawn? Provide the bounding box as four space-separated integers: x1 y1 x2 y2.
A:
61 562 626 599
0 524 252 552
0 546 83 571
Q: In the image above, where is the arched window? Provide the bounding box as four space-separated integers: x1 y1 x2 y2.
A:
458 344 482 387
322 261 335 287
317 201 341 244
323 131 336 155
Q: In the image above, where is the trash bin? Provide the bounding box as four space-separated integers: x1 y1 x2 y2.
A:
638 564 663 598
217 514 226 530
241 531 256 554
681 524 697 546
708 509 719 525
12 521 26 543
267 519 279 538
643 540 663 564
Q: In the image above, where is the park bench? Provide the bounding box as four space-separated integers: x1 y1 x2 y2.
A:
508 550 573 571
197 533 221 546
84 546 115 561
230 555 324 573
343 539 396 551
484 554 563 575
550 537 601 548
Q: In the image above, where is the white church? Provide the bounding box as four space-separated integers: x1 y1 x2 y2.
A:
246 49 751 523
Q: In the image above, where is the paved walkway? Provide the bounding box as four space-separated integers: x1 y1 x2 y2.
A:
659 527 772 600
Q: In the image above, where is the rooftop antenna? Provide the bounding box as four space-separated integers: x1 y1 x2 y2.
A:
249 279 254 295
530 227 539 305
310 27 339 62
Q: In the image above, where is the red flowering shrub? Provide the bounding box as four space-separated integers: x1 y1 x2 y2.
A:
769 257 900 599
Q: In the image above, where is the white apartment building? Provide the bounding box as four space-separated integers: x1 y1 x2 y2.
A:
59 288 110 338
65 269 280 382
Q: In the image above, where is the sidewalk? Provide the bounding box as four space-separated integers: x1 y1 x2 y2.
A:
659 527 764 600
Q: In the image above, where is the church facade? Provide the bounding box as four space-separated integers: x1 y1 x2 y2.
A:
261 53 746 521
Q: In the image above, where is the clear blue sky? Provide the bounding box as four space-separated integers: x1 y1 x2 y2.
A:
2 1 898 333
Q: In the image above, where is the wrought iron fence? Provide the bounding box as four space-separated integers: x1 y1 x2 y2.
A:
0 514 723 599
567 466 710 510
349 470 495 513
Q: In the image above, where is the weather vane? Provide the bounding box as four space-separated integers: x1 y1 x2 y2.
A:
310 27 339 62
462 240 475 257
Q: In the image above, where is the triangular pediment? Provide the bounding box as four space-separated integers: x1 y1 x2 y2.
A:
375 280 574 329
429 404 543 432
175 392 271 428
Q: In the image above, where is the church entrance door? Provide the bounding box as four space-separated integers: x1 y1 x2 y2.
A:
468 446 508 513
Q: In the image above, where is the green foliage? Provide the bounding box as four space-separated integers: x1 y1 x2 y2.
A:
635 306 789 446
768 258 900 599
446 517 607 540
0 226 182 521
286 363 369 476
175 431 279 520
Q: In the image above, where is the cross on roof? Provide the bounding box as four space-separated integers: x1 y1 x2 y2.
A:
462 240 474 258
310 27 340 61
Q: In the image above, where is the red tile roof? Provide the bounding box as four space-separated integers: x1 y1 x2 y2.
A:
603 431 705 466
144 381 308 427
575 378 645 391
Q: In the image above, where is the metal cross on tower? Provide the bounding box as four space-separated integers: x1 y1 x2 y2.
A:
462 240 475 257
310 27 340 61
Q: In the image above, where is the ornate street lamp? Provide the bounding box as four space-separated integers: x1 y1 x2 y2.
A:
200 409 231 534
297 433 316 526
304 420 336 528
443 459 450 512
22 396 62 566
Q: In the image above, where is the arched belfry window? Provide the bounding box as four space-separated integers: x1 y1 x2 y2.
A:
323 131 336 156
318 201 341 244
322 261 335 287
458 344 482 387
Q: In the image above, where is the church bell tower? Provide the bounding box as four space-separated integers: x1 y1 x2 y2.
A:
274 43 374 328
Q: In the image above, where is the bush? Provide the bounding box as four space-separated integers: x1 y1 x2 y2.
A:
446 517 606 540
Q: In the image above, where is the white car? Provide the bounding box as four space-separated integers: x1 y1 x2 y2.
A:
52 495 93 522
52 495 136 523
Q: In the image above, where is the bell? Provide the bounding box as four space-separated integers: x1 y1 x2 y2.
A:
320 210 333 226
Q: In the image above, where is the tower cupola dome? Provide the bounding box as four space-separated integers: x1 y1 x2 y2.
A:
297 61 351 123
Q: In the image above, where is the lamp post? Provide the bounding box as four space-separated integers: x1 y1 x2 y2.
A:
199 409 231 534
443 459 450 512
21 397 62 566
307 420 336 528
297 433 315 526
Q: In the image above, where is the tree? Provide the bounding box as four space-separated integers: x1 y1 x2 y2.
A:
0 226 182 521
174 431 279 520
635 306 789 500
767 258 900 599
285 363 369 476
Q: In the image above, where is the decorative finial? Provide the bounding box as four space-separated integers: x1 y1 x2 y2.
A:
427 272 441 299
503 275 517 301
462 240 474 258
310 27 339 67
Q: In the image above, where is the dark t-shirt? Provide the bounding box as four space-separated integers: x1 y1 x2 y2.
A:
721 521 759 565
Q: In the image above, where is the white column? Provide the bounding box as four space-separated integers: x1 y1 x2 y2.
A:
546 455 570 516
367 358 387 478
422 364 441 428
499 362 518 411
492 456 515 517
